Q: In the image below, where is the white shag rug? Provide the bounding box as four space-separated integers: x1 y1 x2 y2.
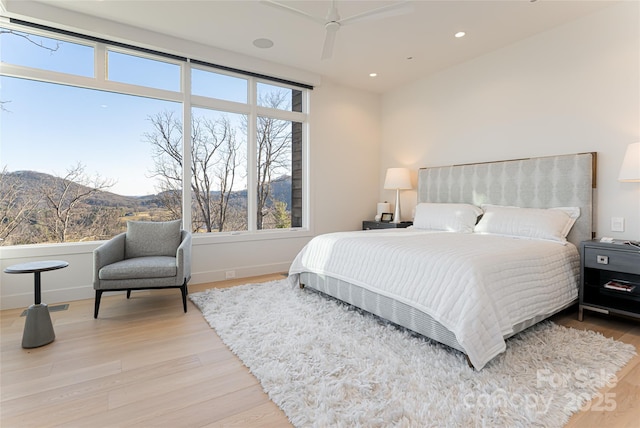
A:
190 280 636 428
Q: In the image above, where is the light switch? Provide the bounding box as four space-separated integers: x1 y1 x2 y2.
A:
611 217 625 232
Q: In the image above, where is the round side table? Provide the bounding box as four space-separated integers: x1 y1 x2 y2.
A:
4 260 69 348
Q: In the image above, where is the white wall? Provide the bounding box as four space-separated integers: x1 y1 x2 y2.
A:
380 3 640 239
0 8 381 309
311 80 382 231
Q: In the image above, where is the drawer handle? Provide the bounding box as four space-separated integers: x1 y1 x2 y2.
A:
597 255 609 265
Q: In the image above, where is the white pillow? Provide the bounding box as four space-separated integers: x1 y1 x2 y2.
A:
412 203 483 233
474 205 580 244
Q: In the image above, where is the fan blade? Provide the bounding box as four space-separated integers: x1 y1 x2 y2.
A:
339 0 413 26
321 22 340 60
260 0 325 25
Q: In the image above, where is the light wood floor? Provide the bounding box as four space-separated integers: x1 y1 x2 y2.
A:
1 274 639 427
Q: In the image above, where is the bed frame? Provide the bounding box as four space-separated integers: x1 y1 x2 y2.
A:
300 152 596 362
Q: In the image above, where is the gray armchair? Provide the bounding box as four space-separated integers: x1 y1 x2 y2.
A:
93 220 192 318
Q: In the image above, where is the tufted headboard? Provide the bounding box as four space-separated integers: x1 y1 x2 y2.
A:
418 152 596 247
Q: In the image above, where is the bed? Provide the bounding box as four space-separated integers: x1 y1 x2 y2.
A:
288 152 596 370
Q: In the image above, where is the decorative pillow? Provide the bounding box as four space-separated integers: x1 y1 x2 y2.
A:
474 205 580 244
412 203 483 233
125 220 182 258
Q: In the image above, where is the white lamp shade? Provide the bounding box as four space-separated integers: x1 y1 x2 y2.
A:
384 168 412 189
619 142 640 182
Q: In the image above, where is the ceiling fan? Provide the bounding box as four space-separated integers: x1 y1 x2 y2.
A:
262 0 413 60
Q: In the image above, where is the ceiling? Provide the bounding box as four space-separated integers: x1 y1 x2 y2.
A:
6 0 615 93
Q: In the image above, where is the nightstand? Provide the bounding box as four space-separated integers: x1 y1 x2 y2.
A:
362 221 413 230
579 239 640 321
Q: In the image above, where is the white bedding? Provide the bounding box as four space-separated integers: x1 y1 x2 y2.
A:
288 229 580 369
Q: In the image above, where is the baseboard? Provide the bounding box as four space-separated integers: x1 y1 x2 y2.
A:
190 262 291 285
1 262 292 310
1 286 96 311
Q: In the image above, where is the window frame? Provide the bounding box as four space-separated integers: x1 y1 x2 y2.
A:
0 22 311 246
105 47 183 92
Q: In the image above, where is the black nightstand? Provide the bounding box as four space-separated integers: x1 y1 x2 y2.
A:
362 221 413 230
579 239 640 321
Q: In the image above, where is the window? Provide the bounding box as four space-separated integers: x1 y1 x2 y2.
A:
0 24 309 246
256 116 303 230
256 84 304 230
0 28 93 77
192 68 247 103
189 107 248 233
0 76 181 245
107 50 181 92
257 82 303 112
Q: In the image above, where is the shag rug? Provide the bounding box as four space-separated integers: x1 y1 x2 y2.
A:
190 279 636 428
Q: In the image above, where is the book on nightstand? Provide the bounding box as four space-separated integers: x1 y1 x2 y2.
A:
603 280 636 293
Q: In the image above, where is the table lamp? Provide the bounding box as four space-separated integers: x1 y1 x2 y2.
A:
619 142 640 182
619 142 640 247
384 167 412 223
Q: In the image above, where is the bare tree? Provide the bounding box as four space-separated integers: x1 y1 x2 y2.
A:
0 29 61 52
81 205 123 242
145 111 241 233
0 168 42 245
145 111 184 220
147 90 293 233
213 117 242 232
190 115 224 232
40 163 115 242
255 91 292 229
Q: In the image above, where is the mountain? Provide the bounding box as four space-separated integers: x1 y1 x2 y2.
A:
270 175 293 208
220 175 292 209
3 170 292 210
4 170 149 209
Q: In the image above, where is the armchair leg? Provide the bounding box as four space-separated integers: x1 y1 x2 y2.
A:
126 290 132 299
181 282 188 313
94 290 103 319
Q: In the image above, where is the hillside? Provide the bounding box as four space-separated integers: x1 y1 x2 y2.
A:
4 170 293 210
5 170 150 209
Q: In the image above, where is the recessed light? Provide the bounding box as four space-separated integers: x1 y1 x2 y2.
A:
369 73 377 77
454 31 466 38
253 38 274 49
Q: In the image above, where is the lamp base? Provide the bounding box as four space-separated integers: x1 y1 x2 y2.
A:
393 189 401 223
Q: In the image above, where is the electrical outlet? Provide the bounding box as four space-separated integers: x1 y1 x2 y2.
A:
611 217 625 232
225 270 236 279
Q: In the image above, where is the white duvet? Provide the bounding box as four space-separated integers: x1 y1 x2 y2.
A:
288 229 580 369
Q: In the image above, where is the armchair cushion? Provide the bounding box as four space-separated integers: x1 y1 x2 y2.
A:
125 220 181 258
98 256 178 280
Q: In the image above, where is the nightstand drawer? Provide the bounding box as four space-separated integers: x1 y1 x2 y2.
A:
584 248 639 273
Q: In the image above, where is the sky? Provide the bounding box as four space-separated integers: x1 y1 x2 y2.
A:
1 75 182 196
0 27 253 196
